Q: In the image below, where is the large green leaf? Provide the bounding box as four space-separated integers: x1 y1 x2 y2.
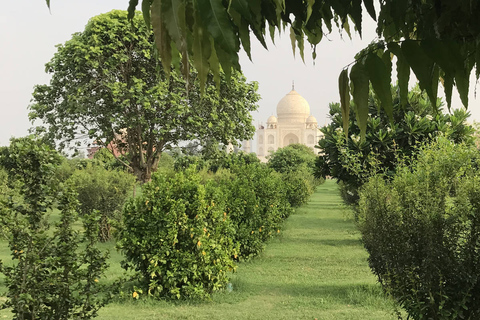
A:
364 52 393 121
229 0 251 21
363 0 376 21
455 68 469 107
441 72 454 110
350 0 363 36
128 0 139 20
151 0 172 78
306 0 315 22
141 0 152 29
338 69 350 137
209 41 221 88
401 40 437 109
197 0 239 56
229 7 252 60
388 42 410 107
161 0 187 50
192 18 212 93
290 27 296 57
350 62 370 139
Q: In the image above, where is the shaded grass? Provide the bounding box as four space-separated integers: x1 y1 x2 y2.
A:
0 179 396 319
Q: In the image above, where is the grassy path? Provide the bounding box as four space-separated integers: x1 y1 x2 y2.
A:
97 180 396 319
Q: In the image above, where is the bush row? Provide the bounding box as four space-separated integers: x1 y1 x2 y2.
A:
358 138 480 319
118 158 304 300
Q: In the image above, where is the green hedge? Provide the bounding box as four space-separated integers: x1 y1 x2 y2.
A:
358 138 480 319
119 168 238 299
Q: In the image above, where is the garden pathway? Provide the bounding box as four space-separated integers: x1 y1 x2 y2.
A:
98 179 395 319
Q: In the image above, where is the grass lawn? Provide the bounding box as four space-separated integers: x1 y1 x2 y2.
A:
0 179 397 319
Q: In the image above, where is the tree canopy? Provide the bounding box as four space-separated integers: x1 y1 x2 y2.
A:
30 10 259 182
102 0 480 136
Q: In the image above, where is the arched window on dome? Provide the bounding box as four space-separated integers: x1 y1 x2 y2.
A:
307 134 314 144
268 135 274 144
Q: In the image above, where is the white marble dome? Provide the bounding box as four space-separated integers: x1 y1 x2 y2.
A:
267 115 278 123
276 90 310 123
306 115 318 123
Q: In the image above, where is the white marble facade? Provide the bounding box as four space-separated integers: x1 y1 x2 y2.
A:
256 87 322 159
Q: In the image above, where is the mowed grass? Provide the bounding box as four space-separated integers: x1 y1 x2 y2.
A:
0 179 396 319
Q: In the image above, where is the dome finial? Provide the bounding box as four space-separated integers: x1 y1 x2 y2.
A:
292 80 295 91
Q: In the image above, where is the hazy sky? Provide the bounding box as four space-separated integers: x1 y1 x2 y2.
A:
2 1 480 150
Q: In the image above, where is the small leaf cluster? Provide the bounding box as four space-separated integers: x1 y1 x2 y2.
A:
358 138 480 319
0 137 109 320
317 86 474 204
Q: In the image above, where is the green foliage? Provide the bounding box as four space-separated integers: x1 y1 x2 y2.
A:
118 168 237 299
281 167 318 208
268 144 322 208
174 151 260 173
93 148 128 171
0 137 109 319
122 1 480 137
207 151 260 173
30 10 259 183
268 144 316 174
358 138 480 319
317 86 475 204
173 155 207 172
216 163 292 259
69 164 136 242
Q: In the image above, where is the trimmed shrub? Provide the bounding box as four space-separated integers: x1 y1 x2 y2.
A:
217 163 292 259
268 144 321 207
69 164 135 241
118 168 238 299
268 143 316 174
281 165 317 208
358 138 480 319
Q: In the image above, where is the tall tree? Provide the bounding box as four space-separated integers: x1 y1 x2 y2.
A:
116 0 480 136
30 10 259 182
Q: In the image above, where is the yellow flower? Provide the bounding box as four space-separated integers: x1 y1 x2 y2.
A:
251 231 254 234
19 250 23 254
132 291 138 299
259 228 262 232
197 241 201 247
190 234 193 238
94 279 99 283
223 212 227 217
202 251 206 256
145 200 149 205
277 229 280 233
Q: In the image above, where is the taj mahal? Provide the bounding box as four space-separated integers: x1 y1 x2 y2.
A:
250 85 323 160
